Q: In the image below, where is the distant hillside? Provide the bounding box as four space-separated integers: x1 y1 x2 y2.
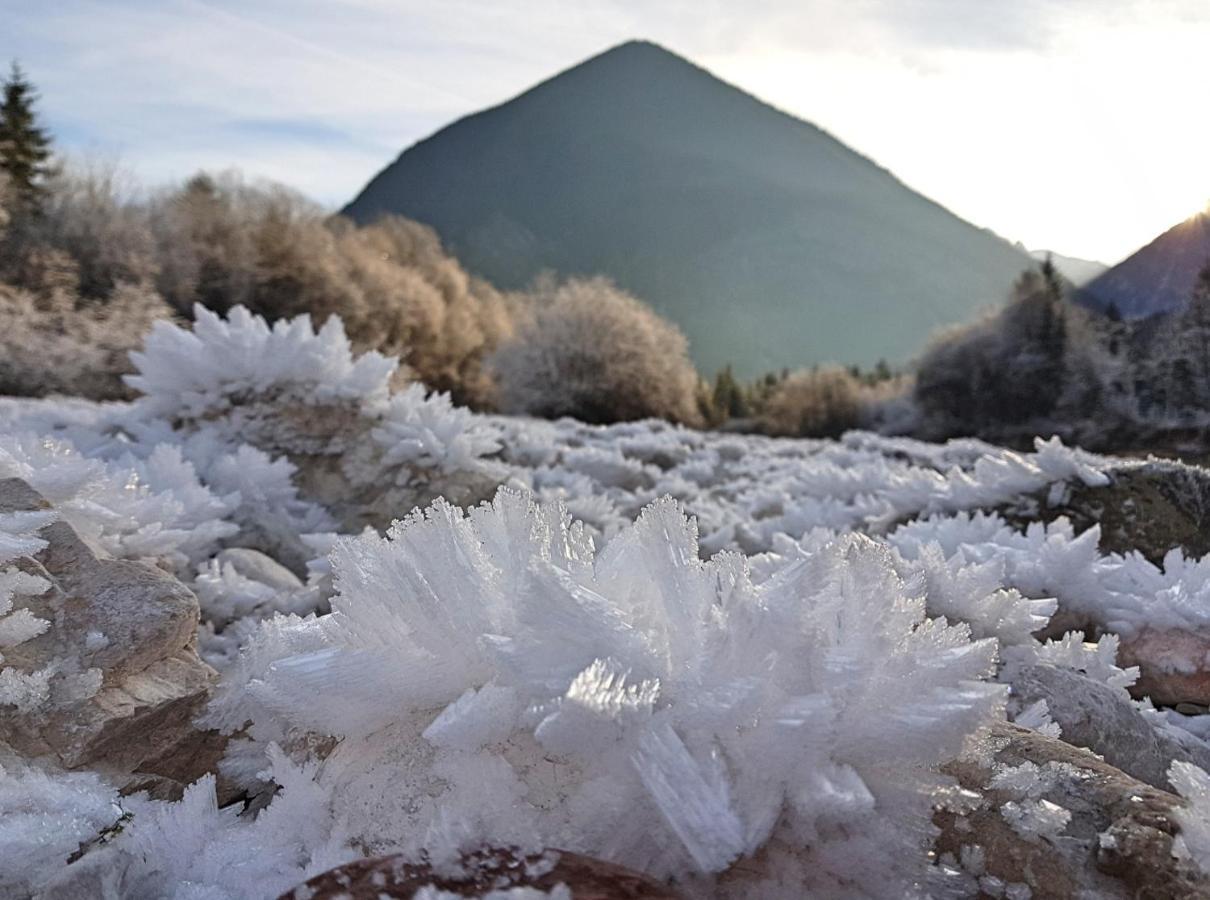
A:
1028 249 1107 286
1079 211 1210 318
345 40 1036 377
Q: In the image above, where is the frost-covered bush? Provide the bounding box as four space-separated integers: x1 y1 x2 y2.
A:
914 267 1068 438
7 163 159 299
208 488 1004 897
758 366 862 438
489 277 703 426
0 282 172 400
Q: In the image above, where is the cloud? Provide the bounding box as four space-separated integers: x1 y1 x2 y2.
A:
4 0 1209 259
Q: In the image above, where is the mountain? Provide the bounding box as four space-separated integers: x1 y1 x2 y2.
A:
1028 249 1107 287
1079 211 1210 318
344 40 1036 377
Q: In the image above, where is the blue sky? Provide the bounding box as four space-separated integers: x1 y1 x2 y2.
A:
4 0 1208 263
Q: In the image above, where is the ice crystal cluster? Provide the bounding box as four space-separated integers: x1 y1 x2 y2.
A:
2 305 1210 898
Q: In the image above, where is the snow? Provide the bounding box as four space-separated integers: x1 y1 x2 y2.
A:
3 305 1210 898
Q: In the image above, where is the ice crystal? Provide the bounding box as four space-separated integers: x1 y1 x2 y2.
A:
217 487 1004 897
127 304 397 419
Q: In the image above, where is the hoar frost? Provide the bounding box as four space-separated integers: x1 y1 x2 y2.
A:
6 305 1210 898
213 488 1005 897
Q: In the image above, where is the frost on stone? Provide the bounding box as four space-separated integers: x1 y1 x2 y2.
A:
1171 760 1210 876
0 510 55 712
897 543 1056 647
59 746 356 900
221 487 1005 896
126 304 398 420
1000 798 1071 842
1012 699 1062 738
372 384 502 476
1027 632 1139 695
0 761 121 897
413 887 572 900
0 432 239 569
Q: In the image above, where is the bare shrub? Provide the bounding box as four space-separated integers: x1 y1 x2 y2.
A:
758 366 863 438
488 277 702 425
0 280 172 399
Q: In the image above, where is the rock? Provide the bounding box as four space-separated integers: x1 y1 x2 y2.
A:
294 448 502 532
1119 628 1210 708
0 478 220 796
279 847 683 899
936 721 1210 899
998 458 1210 565
1011 663 1210 790
214 547 303 593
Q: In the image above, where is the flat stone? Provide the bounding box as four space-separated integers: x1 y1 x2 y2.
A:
0 478 220 794
214 547 303 592
998 459 1210 565
1119 628 1210 708
279 847 683 900
1012 663 1210 790
936 721 1210 899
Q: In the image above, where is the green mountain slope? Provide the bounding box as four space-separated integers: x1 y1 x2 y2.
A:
345 40 1035 376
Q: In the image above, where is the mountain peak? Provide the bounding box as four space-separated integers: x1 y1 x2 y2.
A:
344 43 1033 376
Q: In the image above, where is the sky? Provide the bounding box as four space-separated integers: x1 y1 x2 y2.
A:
4 0 1209 265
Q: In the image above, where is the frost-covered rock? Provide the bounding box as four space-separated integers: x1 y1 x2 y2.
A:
210 487 1005 898
126 304 398 422
39 746 354 900
936 721 1210 899
0 478 219 795
1010 663 1210 790
125 306 506 531
282 848 681 900
11 313 1210 897
0 761 121 898
996 456 1210 565
0 432 239 571
1119 627 1210 707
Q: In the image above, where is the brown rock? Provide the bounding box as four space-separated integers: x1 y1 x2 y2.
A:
998 458 1210 566
279 847 683 900
1119 627 1210 708
0 478 222 796
936 721 1210 899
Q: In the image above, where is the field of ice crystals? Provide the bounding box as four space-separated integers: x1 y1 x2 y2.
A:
3 306 1210 899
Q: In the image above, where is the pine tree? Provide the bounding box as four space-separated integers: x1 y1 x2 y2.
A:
0 62 54 212
1180 259 1210 408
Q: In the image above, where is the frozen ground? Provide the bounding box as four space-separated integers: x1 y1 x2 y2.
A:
2 306 1210 898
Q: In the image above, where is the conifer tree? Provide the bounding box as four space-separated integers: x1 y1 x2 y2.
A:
0 62 54 212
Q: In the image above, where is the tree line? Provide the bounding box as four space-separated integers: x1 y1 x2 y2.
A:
4 61 1208 451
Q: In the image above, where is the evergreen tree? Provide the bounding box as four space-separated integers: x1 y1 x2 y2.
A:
0 62 54 211
1039 252 1063 298
1179 259 1210 408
